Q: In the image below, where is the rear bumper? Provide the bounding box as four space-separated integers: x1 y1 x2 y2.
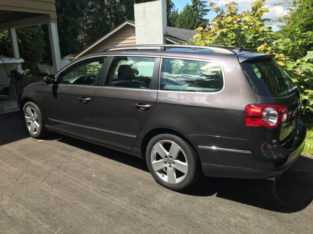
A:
199 123 306 179
201 139 304 179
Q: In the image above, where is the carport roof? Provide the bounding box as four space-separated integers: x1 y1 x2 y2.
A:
0 0 57 28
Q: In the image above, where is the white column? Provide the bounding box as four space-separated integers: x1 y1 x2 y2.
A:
9 27 23 72
48 21 62 73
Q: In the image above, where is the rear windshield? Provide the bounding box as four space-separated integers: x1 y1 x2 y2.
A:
241 59 297 97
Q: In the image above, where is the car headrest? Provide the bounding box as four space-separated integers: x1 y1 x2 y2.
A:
118 65 134 80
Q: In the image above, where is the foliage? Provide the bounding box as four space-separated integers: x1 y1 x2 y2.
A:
0 30 12 57
303 124 313 157
0 26 45 74
167 0 180 27
55 0 88 56
280 0 313 60
192 0 272 48
81 0 110 48
284 52 313 120
175 0 209 29
16 26 46 65
168 9 180 27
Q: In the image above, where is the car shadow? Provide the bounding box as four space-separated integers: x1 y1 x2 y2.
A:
57 135 148 171
189 161 313 213
57 135 313 213
0 111 29 146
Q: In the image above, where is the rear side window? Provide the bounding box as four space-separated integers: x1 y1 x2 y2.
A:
106 56 155 89
160 58 223 92
241 59 297 97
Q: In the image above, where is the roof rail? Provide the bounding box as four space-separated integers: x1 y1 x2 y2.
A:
100 44 236 55
232 47 258 53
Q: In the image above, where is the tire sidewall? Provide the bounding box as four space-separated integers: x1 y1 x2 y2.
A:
145 133 200 191
23 101 44 138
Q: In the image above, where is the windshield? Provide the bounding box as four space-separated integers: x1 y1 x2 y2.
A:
241 59 297 97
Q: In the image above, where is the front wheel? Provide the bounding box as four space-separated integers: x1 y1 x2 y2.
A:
23 101 47 138
146 134 201 191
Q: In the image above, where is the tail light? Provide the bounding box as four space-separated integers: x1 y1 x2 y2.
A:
245 104 289 129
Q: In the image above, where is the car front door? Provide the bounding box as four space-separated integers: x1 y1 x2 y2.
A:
45 57 105 139
90 56 159 151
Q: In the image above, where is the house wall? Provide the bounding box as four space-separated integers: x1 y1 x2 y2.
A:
0 0 57 21
86 25 136 55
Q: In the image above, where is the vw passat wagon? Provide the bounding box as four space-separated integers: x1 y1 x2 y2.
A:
20 44 306 191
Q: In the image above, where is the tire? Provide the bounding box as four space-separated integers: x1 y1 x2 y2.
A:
145 133 201 191
22 101 47 138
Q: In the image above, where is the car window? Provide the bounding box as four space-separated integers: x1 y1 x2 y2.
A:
58 58 104 86
160 58 223 92
106 56 155 89
241 59 297 97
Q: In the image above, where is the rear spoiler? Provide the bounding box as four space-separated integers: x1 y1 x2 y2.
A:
237 54 274 63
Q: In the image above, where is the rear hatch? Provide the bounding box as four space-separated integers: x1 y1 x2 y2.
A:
241 57 301 142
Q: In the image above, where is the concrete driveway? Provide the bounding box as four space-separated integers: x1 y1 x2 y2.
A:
1 112 313 234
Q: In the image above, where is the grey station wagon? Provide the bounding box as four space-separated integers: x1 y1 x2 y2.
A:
20 44 306 191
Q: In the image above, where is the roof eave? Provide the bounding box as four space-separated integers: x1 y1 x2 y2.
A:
74 21 135 59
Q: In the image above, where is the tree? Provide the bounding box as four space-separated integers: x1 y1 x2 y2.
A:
16 26 46 72
81 0 110 48
192 0 272 48
167 0 179 27
280 0 313 59
55 0 87 56
175 0 209 29
191 0 209 27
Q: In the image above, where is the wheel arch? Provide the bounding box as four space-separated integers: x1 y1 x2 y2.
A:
20 97 35 108
20 97 45 120
140 128 199 160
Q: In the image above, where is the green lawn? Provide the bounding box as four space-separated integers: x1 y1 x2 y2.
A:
303 124 313 157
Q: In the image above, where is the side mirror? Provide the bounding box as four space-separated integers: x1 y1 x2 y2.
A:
43 74 56 84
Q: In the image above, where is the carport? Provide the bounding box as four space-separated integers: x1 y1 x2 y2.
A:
0 0 62 73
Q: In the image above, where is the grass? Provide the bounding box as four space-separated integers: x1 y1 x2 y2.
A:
303 123 313 157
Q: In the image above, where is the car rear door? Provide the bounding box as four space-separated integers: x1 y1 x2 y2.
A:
45 57 106 139
90 55 160 151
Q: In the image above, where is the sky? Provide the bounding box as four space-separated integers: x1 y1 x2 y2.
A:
172 0 291 31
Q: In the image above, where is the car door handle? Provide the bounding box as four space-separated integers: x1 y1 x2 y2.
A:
136 103 152 111
78 97 91 104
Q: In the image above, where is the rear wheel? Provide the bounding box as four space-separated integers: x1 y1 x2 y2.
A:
23 101 46 138
146 134 201 191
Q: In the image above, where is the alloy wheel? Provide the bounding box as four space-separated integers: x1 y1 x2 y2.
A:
24 105 40 135
150 140 189 184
